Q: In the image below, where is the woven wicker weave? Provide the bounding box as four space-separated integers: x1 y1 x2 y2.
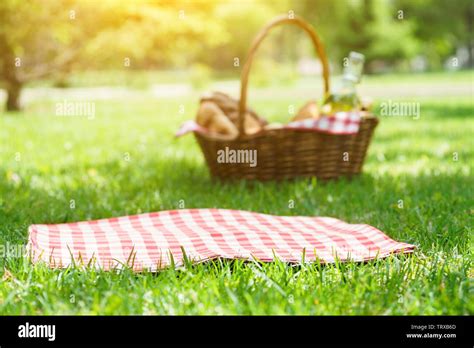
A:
195 15 378 181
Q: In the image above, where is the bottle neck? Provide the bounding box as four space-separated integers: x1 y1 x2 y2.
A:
334 75 357 95
341 75 357 87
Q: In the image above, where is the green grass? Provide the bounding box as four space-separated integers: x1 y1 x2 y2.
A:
0 84 472 314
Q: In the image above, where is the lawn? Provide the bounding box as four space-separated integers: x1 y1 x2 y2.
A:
0 74 472 314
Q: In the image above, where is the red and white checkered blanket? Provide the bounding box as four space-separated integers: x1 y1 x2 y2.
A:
27 209 415 271
176 111 361 138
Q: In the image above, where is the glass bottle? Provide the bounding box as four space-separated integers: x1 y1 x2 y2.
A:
322 51 365 114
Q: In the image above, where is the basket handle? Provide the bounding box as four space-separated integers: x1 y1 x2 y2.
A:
238 15 330 136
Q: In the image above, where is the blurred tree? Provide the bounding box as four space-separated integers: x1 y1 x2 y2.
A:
0 0 111 111
85 1 227 69
0 0 471 112
294 0 420 73
201 1 276 70
1 1 63 110
362 0 420 71
395 0 474 69
0 0 227 111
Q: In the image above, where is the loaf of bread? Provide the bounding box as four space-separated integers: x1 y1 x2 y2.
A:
198 92 267 135
196 101 239 137
292 100 320 121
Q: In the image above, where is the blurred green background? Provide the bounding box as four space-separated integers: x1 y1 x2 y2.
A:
0 0 472 111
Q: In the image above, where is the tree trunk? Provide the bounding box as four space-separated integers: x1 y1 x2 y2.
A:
467 40 473 69
6 80 22 111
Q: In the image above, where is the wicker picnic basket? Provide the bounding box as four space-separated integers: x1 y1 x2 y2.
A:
195 15 378 181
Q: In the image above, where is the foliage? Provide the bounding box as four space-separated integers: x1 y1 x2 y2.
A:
294 0 421 72
0 0 226 110
200 1 278 70
395 0 474 68
0 0 472 110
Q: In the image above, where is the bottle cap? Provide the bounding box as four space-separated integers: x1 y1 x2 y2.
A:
345 51 365 83
349 51 365 63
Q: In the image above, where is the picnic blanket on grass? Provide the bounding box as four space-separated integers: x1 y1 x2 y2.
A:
27 209 415 271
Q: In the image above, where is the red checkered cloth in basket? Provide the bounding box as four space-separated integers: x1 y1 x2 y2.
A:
175 111 361 137
27 209 415 271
